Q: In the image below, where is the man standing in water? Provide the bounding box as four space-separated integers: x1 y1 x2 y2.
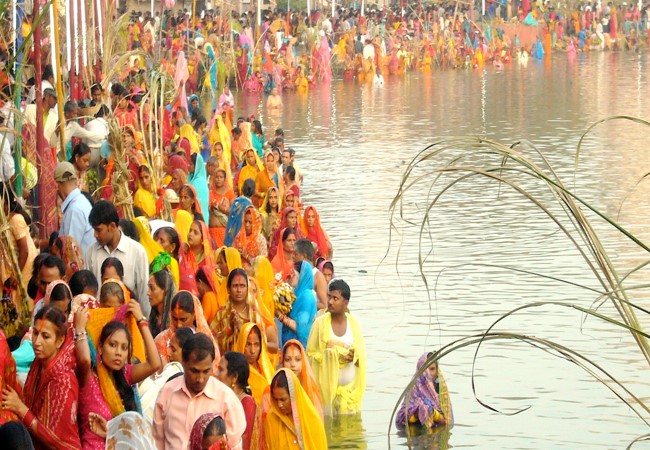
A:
307 279 366 416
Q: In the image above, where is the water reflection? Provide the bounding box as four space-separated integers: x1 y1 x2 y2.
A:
235 51 650 449
395 425 452 450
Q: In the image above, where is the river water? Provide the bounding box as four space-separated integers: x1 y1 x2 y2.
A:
236 51 650 449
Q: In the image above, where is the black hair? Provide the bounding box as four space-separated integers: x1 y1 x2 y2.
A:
174 327 194 349
132 206 145 218
34 305 67 338
285 165 296 181
294 238 314 262
242 178 256 198
28 254 50 298
42 64 54 80
153 227 180 259
282 227 296 242
70 142 91 165
0 421 35 449
110 83 124 96
171 291 195 313
195 267 212 287
182 332 215 362
96 104 109 118
101 257 124 280
119 218 140 242
252 119 263 135
271 369 289 392
49 283 73 313
232 126 241 135
227 268 248 289
223 351 251 392
194 115 207 130
89 200 120 227
69 269 99 296
90 83 102 94
328 279 351 301
0 182 31 226
149 269 175 336
40 254 65 278
264 188 278 214
99 322 137 412
203 416 226 441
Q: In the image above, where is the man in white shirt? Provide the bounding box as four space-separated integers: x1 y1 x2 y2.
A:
23 88 58 144
86 200 150 316
83 104 110 170
49 101 103 154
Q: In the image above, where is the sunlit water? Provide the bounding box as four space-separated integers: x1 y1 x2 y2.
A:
235 51 650 449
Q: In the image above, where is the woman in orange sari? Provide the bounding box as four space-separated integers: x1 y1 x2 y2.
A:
234 206 268 271
301 206 332 260
271 228 297 281
234 323 274 405
178 220 215 295
254 151 283 208
268 207 303 260
154 291 220 370
208 168 235 247
196 266 221 324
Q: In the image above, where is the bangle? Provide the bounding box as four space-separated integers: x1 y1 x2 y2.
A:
137 320 150 329
74 330 87 341
75 335 87 344
137 317 146 323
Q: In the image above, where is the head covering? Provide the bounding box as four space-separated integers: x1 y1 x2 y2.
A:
281 261 316 348
234 323 275 404
189 413 227 450
260 186 281 214
188 154 210 223
134 217 180 287
178 220 215 294
269 207 302 260
281 339 323 419
180 183 204 219
233 205 263 260
174 209 193 244
271 227 296 281
302 206 329 260
169 154 189 174
106 411 157 450
43 279 72 307
57 235 86 281
265 369 328 449
252 257 276 320
224 196 253 247
54 161 78 182
395 353 454 428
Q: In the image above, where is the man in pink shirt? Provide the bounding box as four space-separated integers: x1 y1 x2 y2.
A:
153 333 245 449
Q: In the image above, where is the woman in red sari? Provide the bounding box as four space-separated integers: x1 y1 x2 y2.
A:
2 306 82 449
271 228 297 281
301 206 332 260
0 330 21 425
268 207 303 260
178 220 215 295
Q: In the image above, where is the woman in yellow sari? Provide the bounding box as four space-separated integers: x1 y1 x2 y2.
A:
133 165 158 218
264 368 327 450
237 149 262 194
215 246 243 302
234 323 274 405
134 218 180 288
179 123 201 154
252 256 276 321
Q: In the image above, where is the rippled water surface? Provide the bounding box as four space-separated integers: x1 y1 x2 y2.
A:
236 51 650 449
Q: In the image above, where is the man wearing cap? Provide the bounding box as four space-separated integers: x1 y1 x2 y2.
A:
55 161 94 253
23 88 59 144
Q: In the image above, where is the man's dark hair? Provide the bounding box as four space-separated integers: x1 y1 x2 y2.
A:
285 165 296 181
89 200 120 227
328 279 351 301
40 254 65 278
68 269 99 296
182 332 216 362
294 238 314 262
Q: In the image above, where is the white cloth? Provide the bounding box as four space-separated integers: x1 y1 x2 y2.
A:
0 131 14 182
85 231 150 316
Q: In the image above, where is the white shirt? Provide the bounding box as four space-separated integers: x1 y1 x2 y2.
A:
49 120 104 149
332 323 356 386
83 117 109 150
0 131 14 182
85 231 150 316
363 43 375 60
373 74 385 87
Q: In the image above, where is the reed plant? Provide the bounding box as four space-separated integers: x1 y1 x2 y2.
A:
388 118 650 447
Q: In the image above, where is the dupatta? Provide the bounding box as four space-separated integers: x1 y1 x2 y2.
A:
271 227 295 282
264 369 327 450
282 261 316 348
134 217 180 288
178 220 215 294
301 206 329 260
224 196 253 247
269 207 303 260
281 339 323 420
234 323 275 405
57 235 85 281
233 206 264 262
188 154 210 223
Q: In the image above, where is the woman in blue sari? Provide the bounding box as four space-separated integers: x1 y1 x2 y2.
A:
224 196 253 247
278 261 317 349
188 153 209 223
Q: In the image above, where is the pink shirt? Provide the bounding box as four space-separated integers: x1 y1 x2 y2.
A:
153 375 246 450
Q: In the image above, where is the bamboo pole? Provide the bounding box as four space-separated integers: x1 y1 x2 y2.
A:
52 0 66 158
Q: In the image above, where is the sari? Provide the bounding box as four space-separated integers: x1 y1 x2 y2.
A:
178 220 215 295
260 186 281 240
175 209 193 244
271 227 295 281
22 333 82 449
197 266 221 324
154 291 221 371
224 196 253 247
177 184 205 222
234 323 274 405
237 156 261 194
179 123 201 154
268 208 303 260
188 153 210 223
208 172 236 247
214 247 244 305
234 206 268 266
395 353 454 428
188 413 232 450
282 261 317 349
252 257 276 322
301 206 330 260
263 369 327 450
208 114 233 167
57 235 86 282
106 411 157 450
0 330 21 425
307 312 367 416
134 217 180 289
134 178 158 218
